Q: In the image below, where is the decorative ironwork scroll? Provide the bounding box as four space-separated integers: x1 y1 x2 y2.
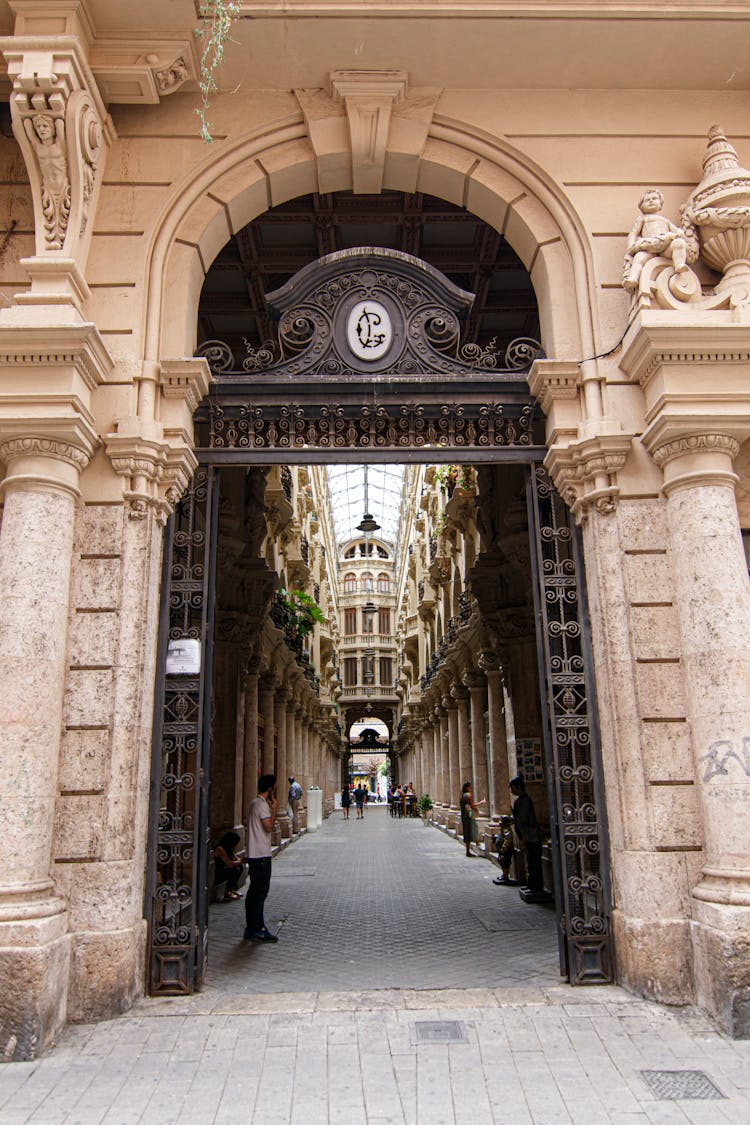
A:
206 399 537 452
528 465 613 985
147 467 219 994
195 247 543 381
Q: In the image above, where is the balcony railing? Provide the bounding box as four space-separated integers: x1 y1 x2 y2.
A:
341 633 395 646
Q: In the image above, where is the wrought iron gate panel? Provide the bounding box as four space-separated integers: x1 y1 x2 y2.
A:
528 465 613 984
147 467 219 994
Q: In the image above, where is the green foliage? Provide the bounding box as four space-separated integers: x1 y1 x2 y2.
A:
195 1 241 143
279 588 325 638
417 793 434 815
433 464 459 492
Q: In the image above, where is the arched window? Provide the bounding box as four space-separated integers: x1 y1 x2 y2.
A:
377 572 390 593
362 571 374 592
343 573 356 593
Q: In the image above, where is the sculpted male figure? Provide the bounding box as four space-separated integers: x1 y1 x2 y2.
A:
623 187 689 291
23 112 71 249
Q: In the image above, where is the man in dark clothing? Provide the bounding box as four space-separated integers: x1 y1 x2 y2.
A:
510 776 544 897
354 783 366 819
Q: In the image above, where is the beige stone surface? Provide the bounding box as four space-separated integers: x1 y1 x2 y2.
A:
1 0 749 1051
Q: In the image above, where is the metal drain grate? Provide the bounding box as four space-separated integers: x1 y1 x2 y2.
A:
641 1070 725 1100
412 1020 467 1044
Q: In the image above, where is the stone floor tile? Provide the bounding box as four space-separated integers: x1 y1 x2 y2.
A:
4 814 750 1125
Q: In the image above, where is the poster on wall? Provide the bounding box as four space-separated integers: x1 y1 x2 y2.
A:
516 738 544 783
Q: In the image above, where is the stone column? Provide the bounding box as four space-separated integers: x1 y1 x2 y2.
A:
299 708 310 795
439 705 451 808
242 670 259 823
480 655 510 819
465 670 489 808
0 432 94 1059
286 699 297 782
274 687 288 785
431 712 443 805
653 433 750 1034
452 684 472 791
258 674 276 776
445 699 460 809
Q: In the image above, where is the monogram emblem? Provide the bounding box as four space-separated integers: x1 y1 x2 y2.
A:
346 300 392 361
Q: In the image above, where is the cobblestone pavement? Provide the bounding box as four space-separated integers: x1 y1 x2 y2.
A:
2 810 750 1124
205 805 560 993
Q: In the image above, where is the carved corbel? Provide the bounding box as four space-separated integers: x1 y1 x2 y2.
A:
545 432 633 524
1 32 114 304
330 70 408 194
104 429 169 522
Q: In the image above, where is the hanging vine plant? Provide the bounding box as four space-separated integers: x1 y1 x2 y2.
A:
195 1 241 143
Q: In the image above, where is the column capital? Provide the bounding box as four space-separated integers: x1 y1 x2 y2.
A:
477 651 502 675
462 669 486 693
450 682 468 704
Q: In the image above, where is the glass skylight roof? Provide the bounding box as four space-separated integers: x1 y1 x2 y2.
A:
327 465 406 546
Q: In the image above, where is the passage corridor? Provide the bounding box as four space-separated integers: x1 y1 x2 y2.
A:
206 805 559 994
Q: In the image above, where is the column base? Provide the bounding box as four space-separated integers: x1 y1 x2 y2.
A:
67 922 147 1024
611 908 694 1007
691 899 750 1038
0 910 71 1061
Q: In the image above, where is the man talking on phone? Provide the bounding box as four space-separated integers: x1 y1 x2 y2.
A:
244 773 279 942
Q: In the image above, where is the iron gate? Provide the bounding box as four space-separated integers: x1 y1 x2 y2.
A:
145 467 219 994
528 464 613 984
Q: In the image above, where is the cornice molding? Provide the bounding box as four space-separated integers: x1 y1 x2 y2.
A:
0 320 113 390
620 316 750 389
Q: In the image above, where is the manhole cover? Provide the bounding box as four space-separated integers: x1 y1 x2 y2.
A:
412 1021 467 1044
640 1071 724 1100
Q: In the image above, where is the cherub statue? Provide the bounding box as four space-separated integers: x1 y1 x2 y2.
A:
623 188 690 292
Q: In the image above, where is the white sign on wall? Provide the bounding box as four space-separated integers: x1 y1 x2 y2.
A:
166 638 201 675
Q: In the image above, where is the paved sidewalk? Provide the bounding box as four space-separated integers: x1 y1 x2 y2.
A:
2 810 750 1123
206 805 560 993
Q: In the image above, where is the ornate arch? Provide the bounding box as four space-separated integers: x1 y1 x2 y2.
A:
140 103 599 369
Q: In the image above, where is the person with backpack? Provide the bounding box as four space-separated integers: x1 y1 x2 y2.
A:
288 775 303 834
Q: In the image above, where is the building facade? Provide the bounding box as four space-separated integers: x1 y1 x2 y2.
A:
1 0 750 1059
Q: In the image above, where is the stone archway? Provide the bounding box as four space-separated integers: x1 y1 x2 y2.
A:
142 92 598 367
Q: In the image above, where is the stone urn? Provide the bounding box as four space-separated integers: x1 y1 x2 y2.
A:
684 125 750 295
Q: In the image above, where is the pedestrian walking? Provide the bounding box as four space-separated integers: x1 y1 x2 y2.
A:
341 783 351 820
288 774 303 833
460 780 479 856
354 782 366 818
244 773 279 942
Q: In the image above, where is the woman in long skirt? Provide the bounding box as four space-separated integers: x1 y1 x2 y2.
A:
460 781 479 857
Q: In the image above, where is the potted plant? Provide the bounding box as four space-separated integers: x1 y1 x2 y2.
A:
417 793 434 823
